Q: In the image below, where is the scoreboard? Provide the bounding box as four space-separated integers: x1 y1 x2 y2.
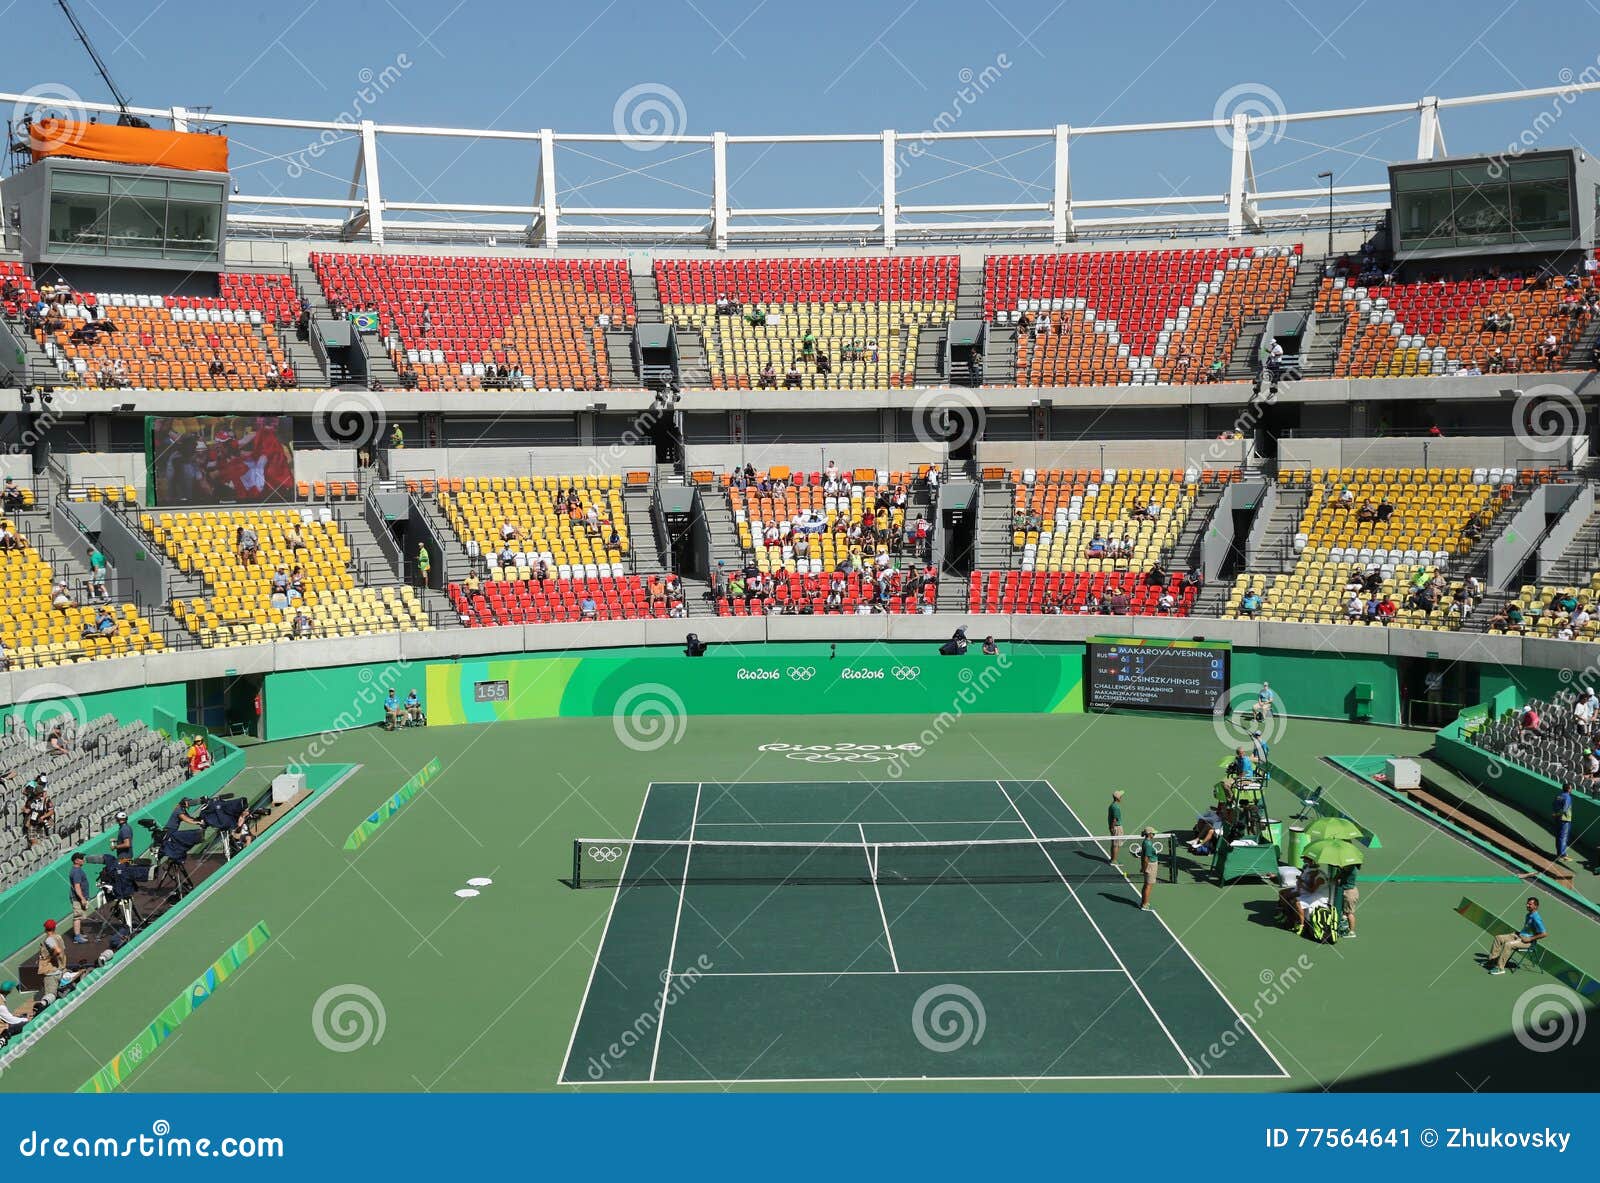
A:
1085 637 1230 714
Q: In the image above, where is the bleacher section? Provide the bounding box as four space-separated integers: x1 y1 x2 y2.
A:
1223 467 1509 628
1317 275 1587 377
717 570 936 616
1011 468 1197 573
1469 700 1589 784
726 466 930 574
986 246 1299 385
141 508 429 645
310 253 634 391
451 574 671 625
0 530 164 668
656 256 957 389
967 570 1195 615
437 476 629 571
24 275 297 390
1500 575 1600 641
0 713 187 889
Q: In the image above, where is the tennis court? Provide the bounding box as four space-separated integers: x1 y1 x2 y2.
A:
560 778 1286 1085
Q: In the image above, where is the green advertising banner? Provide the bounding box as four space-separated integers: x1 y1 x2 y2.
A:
424 646 1084 729
79 921 272 1093
344 757 444 851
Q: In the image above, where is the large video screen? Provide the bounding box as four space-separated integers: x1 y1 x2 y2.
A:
147 415 295 506
1085 636 1230 714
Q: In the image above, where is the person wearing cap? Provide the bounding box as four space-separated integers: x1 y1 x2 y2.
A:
1139 827 1159 910
1250 729 1270 769
36 919 66 999
0 980 33 1036
68 853 91 944
1107 791 1126 862
1253 682 1275 722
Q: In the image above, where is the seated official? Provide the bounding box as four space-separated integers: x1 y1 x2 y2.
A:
383 689 403 731
1186 810 1222 856
404 688 423 725
1485 897 1546 975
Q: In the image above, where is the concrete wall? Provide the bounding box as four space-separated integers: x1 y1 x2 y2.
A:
383 446 656 481
0 609 1564 709
1538 483 1596 580
1278 435 1583 471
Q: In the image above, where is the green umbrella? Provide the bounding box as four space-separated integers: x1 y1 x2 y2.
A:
1301 838 1366 868
1303 816 1365 846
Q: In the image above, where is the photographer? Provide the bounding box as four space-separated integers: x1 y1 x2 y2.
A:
22 781 55 849
0 980 34 1040
165 797 203 835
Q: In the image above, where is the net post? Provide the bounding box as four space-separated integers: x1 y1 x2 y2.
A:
1165 833 1178 883
572 839 582 888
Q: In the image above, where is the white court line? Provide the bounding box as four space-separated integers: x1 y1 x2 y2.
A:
694 819 1025 827
648 782 702 1082
574 1070 1284 1086
669 968 1123 978
557 779 659 1087
994 779 1198 1078
1047 785 1291 1081
859 823 900 972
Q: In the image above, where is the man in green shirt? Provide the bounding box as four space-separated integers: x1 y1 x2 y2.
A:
801 330 816 358
88 547 108 601
389 423 405 450
416 543 431 589
1107 790 1125 863
1339 863 1359 938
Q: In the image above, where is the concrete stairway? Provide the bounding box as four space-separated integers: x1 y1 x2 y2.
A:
698 483 745 575
1253 487 1308 573
622 484 667 574
1170 484 1224 571
974 481 1017 570
674 327 712 389
630 269 663 322
982 323 1017 384
1535 498 1600 586
606 329 643 388
915 329 947 385
956 265 986 321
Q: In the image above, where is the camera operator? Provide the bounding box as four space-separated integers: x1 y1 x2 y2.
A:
22 781 55 849
68 853 92 945
165 797 203 836
112 810 133 860
90 845 140 934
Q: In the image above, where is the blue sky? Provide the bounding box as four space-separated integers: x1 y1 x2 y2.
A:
5 0 1598 229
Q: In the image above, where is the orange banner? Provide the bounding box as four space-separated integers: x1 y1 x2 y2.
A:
29 119 228 173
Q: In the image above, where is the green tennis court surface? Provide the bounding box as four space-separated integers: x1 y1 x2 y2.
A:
561 779 1285 1084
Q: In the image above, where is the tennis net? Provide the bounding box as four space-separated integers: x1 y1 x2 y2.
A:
571 833 1177 889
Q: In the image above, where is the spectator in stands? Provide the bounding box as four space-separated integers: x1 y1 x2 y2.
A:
1486 345 1507 374
579 594 597 621
1239 589 1263 618
745 306 767 327
1519 702 1542 732
0 521 22 552
1374 497 1395 524
292 608 313 639
2 477 23 514
1087 533 1107 557
1484 897 1546 975
647 575 667 611
1572 603 1592 632
237 524 259 565
1108 585 1131 615
1375 594 1398 626
83 606 117 639
51 580 73 610
36 919 65 1001
758 361 778 389
784 361 803 389
88 547 109 600
1336 485 1354 510
265 363 280 389
421 305 434 337
270 566 290 597
1143 498 1161 520
1355 499 1377 524
1488 602 1526 634
1145 560 1168 588
1345 591 1364 621
390 423 405 450
814 349 832 376
400 366 419 390
1180 569 1202 596
280 363 297 388
416 543 432 589
1157 588 1177 614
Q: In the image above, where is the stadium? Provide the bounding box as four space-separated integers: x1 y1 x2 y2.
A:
0 1 1596 1105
